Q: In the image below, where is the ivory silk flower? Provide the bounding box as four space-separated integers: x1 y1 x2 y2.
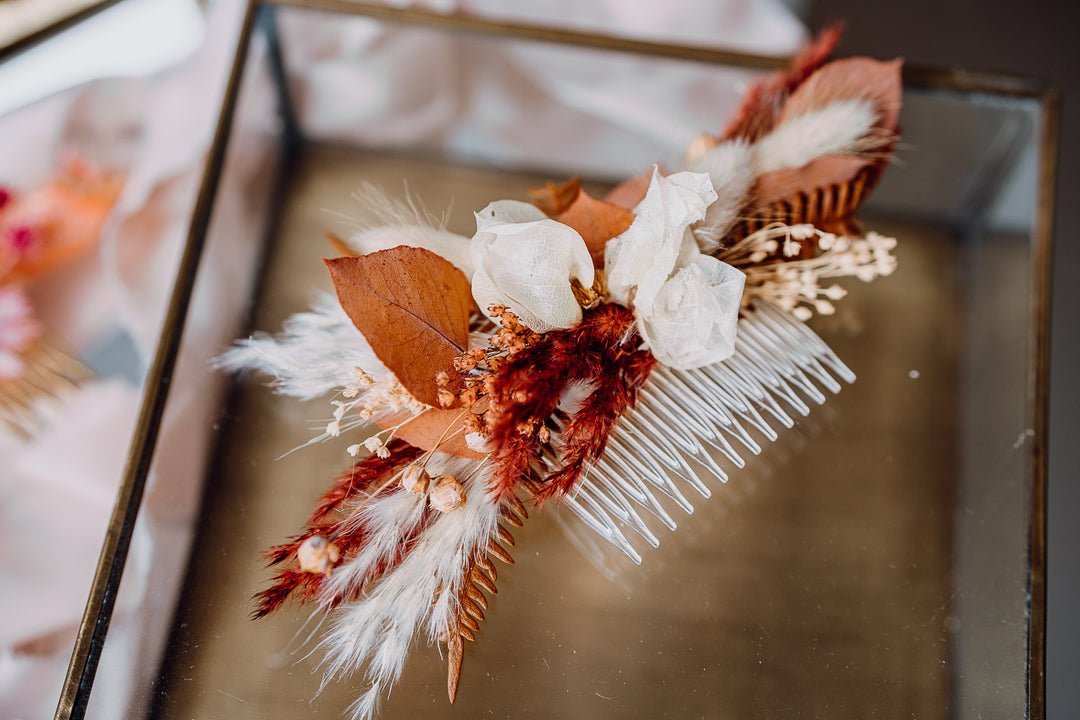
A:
605 168 745 369
470 200 595 333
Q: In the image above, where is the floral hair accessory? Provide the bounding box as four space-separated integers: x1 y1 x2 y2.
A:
0 158 124 287
224 30 901 720
0 158 123 437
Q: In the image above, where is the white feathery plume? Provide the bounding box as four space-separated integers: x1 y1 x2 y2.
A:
217 292 385 400
342 183 474 276
320 485 428 604
318 457 501 720
753 99 882 174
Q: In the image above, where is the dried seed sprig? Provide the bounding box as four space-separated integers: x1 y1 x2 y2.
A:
717 222 896 320
433 306 543 447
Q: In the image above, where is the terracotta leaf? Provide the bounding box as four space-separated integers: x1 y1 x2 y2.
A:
602 169 654 210
721 24 844 142
382 408 486 461
325 247 471 407
556 189 636 268
753 156 871 206
778 57 903 137
529 176 581 216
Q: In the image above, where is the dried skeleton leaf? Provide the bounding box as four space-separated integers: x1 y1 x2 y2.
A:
326 247 472 407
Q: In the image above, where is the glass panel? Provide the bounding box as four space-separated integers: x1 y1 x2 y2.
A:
129 6 1043 720
79 24 288 719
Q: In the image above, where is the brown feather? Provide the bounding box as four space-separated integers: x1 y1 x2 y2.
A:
447 631 464 703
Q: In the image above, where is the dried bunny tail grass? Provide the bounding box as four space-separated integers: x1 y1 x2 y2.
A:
753 99 894 175
218 292 385 400
721 24 844 142
318 458 502 720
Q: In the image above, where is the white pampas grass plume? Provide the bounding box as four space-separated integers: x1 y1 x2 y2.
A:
318 456 502 720
341 184 474 276
218 292 385 400
320 486 428 605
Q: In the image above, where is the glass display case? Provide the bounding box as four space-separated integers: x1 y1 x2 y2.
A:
55 2 1055 718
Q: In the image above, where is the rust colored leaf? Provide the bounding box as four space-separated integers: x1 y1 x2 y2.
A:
754 156 870 206
385 408 486 460
556 189 635 268
778 57 902 137
530 176 581 216
325 247 472 407
602 169 653 210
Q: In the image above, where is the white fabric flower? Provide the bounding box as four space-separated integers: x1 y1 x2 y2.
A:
470 200 595 332
636 254 746 368
604 168 745 369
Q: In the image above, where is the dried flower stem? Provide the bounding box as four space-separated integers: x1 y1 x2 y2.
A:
716 222 896 320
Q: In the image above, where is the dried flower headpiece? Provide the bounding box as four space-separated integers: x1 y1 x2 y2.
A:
0 158 122 437
224 31 901 720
